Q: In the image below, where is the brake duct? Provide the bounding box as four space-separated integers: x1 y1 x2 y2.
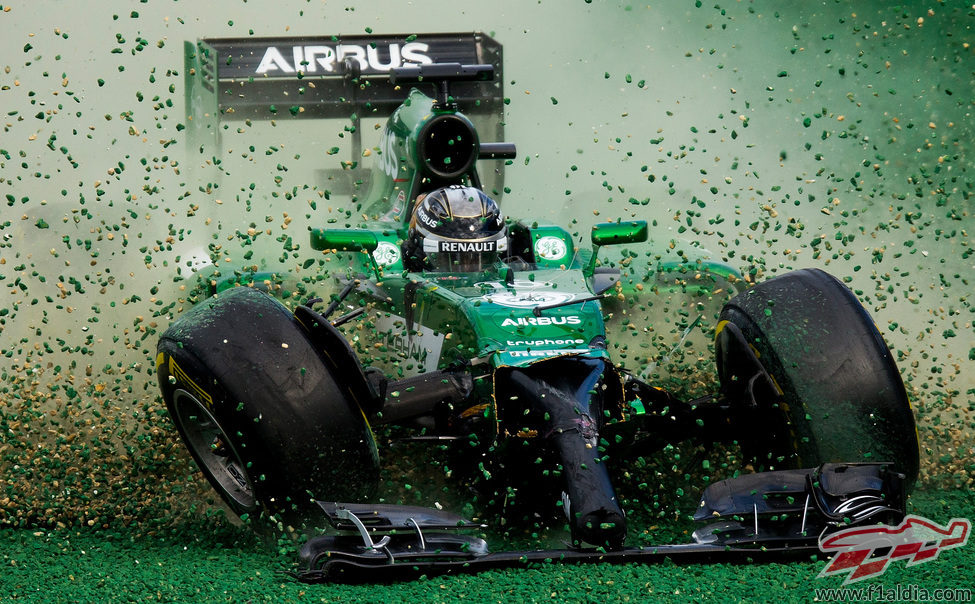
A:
506 358 626 549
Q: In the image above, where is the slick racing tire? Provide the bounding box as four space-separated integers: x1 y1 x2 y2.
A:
157 286 379 525
716 268 919 489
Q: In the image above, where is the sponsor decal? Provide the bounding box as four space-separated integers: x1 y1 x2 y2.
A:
501 316 582 327
476 279 577 309
372 241 401 267
507 348 590 359
381 189 408 222
166 356 213 409
506 338 586 347
255 42 433 75
381 330 429 364
416 208 440 229
439 240 496 253
421 237 506 254
372 313 444 373
486 290 575 309
534 235 568 261
377 128 402 180
207 34 484 81
818 514 971 584
226 464 250 491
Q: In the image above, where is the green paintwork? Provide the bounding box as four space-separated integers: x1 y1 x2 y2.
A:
361 90 480 225
310 229 380 253
308 88 741 377
354 264 608 375
527 225 576 269
590 220 649 247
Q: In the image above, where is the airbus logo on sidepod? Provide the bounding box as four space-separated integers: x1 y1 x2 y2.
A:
501 316 582 327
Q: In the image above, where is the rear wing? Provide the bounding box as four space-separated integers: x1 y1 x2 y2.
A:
184 32 504 153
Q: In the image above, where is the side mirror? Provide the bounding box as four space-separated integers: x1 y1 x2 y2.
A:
310 229 383 278
587 220 648 279
310 229 379 253
590 220 648 247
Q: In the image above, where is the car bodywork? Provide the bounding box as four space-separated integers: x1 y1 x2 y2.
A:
159 33 920 583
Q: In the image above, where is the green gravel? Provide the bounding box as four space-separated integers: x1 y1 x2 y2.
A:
0 489 971 602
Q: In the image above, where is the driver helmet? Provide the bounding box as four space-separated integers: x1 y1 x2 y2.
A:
404 185 507 272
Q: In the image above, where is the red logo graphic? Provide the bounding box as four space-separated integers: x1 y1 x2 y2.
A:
818 515 970 584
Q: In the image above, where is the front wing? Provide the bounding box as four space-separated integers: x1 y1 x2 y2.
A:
292 463 906 583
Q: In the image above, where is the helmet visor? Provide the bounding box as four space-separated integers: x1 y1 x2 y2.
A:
426 250 498 272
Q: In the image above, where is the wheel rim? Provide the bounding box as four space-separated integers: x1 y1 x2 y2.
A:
172 388 257 510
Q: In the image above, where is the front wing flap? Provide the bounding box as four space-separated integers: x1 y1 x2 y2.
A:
292 463 906 583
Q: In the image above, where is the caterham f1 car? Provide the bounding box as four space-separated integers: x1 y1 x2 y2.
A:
157 34 919 582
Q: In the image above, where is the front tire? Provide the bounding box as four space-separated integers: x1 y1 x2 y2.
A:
157 287 379 524
717 268 919 489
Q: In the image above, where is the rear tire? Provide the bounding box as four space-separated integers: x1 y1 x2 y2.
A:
717 268 919 489
157 287 379 525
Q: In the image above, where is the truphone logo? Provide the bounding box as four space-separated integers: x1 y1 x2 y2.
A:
818 515 971 585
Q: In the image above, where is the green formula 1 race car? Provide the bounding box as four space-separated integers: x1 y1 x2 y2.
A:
157 36 919 582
